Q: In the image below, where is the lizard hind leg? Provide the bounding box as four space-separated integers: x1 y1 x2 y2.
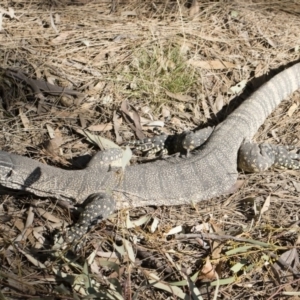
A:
130 134 168 155
238 142 300 173
128 126 214 156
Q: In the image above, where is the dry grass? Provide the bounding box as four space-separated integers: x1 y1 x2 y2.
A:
0 0 300 299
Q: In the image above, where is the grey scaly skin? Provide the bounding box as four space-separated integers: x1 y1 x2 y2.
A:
1 63 300 247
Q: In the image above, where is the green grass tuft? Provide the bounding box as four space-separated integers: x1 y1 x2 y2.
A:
124 44 196 108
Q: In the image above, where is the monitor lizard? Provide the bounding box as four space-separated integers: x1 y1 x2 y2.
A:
0 63 300 247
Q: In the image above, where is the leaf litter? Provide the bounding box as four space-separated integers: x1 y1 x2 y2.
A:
0 1 300 299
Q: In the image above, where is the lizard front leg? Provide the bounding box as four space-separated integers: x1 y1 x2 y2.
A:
55 148 122 250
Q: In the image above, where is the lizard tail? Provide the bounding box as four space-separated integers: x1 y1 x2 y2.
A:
223 63 300 141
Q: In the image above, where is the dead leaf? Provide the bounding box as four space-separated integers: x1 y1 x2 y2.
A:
147 121 165 128
131 107 144 138
165 90 194 102
165 225 183 236
182 42 192 55
0 7 15 19
292 181 300 192
91 81 105 94
19 108 30 130
254 63 265 77
87 123 113 132
260 195 271 216
257 26 277 48
296 234 300 245
214 94 224 112
162 107 170 119
32 229 46 244
170 117 182 127
36 208 63 223
198 257 217 280
287 103 298 117
225 180 245 195
44 70 56 86
79 113 87 128
123 239 135 263
273 248 300 278
76 128 120 150
44 128 64 156
189 0 199 17
13 218 25 232
209 222 225 276
113 111 122 144
50 31 74 44
50 12 59 34
46 124 55 139
13 207 34 244
210 221 224 262
43 143 63 158
101 95 113 105
201 97 210 119
188 59 236 69
141 106 151 115
18 248 46 269
121 100 145 139
25 206 35 229
271 129 280 142
55 111 78 118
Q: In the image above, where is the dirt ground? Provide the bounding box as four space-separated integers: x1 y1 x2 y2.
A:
0 0 300 299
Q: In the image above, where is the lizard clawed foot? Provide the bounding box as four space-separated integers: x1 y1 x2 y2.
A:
53 193 116 251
